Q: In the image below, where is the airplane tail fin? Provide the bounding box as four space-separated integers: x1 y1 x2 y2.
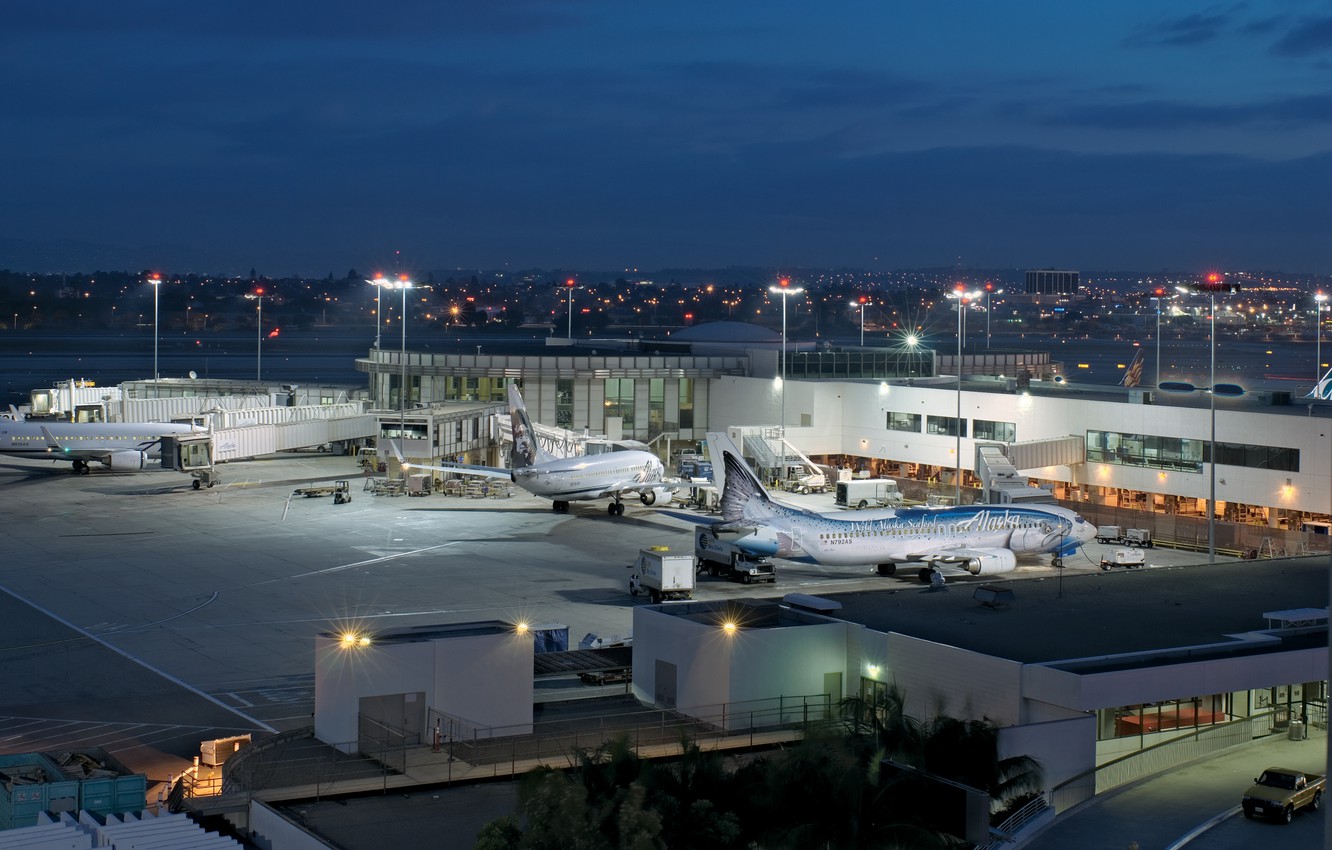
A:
719 448 777 524
1120 348 1145 388
507 383 555 469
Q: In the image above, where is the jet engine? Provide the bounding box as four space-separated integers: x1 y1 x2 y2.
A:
103 450 149 471
639 487 674 507
963 549 1017 576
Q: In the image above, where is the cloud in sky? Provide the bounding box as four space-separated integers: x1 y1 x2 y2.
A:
0 1 1328 275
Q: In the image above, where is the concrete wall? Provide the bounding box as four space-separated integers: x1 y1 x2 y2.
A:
314 629 534 751
886 633 1024 727
249 800 335 850
999 714 1097 793
631 605 732 710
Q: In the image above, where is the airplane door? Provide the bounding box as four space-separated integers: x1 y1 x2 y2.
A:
788 526 803 550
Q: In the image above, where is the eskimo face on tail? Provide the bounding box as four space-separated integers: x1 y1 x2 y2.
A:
506 384 543 469
720 450 777 525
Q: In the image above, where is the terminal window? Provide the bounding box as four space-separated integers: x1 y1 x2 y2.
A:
973 419 1015 442
927 415 966 437
886 411 921 433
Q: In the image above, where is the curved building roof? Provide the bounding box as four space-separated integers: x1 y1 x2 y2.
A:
669 321 782 344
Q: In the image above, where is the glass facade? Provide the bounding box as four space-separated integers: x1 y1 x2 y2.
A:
974 419 1015 442
1088 431 1299 474
605 378 635 430
556 379 573 429
649 378 665 435
679 379 695 429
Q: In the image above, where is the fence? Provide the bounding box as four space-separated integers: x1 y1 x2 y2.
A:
1050 716 1259 814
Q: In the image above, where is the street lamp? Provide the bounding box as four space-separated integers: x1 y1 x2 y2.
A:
851 296 868 346
984 284 1003 349
244 289 264 381
1149 288 1173 388
368 276 413 420
768 278 805 437
1171 275 1242 563
1315 292 1327 390
565 278 576 339
366 275 390 349
147 273 161 396
947 286 983 503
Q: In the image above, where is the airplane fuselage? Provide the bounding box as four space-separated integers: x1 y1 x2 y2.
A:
515 452 666 501
738 502 1096 567
0 421 199 468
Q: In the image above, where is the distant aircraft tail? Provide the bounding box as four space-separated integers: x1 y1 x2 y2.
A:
1120 348 1145 388
507 383 555 469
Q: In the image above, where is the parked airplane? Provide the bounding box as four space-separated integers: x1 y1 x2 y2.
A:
399 384 675 515
0 420 202 474
699 434 1096 581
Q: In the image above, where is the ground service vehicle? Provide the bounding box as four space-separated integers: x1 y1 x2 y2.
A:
1095 526 1153 547
628 547 696 603
835 479 903 509
1243 768 1325 823
695 525 777 584
1100 548 1146 570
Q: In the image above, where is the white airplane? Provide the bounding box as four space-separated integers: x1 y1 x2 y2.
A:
0 420 202 474
698 433 1096 582
400 383 675 516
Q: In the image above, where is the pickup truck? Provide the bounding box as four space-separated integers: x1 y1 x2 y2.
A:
1242 767 1325 823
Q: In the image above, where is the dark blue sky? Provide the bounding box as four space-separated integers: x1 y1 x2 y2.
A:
3 1 1330 276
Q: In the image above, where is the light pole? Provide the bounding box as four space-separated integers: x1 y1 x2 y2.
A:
368 276 413 419
565 278 576 338
1174 275 1242 563
768 278 804 437
851 296 868 346
1150 288 1169 387
148 273 161 396
947 286 982 504
984 284 1003 349
1315 292 1327 391
366 276 388 349
243 290 264 381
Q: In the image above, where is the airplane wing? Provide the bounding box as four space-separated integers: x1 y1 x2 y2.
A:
385 441 511 480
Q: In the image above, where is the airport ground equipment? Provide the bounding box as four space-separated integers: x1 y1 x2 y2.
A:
406 473 432 496
835 478 904 509
695 525 777 584
1095 525 1153 547
292 480 353 503
1100 548 1146 570
628 546 696 603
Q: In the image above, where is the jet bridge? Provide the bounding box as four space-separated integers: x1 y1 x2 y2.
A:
975 444 1055 504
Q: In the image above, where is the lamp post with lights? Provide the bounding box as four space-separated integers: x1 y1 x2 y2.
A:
1149 288 1172 387
1316 292 1327 392
243 290 264 382
768 278 804 437
147 273 161 396
367 276 413 427
565 278 576 339
1171 275 1242 563
852 296 868 346
947 286 982 503
984 284 1003 348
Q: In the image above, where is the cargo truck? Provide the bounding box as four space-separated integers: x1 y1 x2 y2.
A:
628 547 696 603
695 525 777 584
835 479 904 509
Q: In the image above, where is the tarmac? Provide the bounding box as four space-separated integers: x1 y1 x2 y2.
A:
0 451 1325 849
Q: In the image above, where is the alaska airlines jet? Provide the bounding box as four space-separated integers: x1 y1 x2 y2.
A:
0 420 202 474
704 435 1095 582
400 384 674 515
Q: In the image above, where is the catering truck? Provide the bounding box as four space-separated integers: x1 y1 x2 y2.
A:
628 547 696 602
835 479 903 510
694 525 777 584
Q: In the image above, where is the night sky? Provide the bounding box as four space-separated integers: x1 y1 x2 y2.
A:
3 1 1331 276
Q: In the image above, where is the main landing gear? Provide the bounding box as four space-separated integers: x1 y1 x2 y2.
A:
552 500 570 512
606 498 625 516
72 459 91 475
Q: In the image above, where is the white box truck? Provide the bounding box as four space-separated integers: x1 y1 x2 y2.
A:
628 547 696 602
694 525 777 584
835 479 903 509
